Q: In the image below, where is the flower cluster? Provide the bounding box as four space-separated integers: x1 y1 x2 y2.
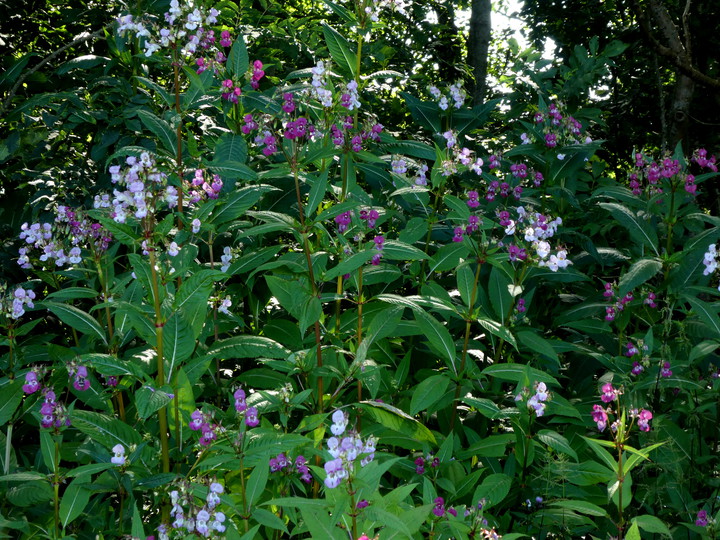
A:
429 83 466 110
702 244 720 291
103 153 176 224
18 206 112 270
529 101 590 150
269 453 312 483
601 282 638 322
117 0 227 68
233 387 260 427
515 382 551 417
591 382 653 433
431 496 457 518
39 388 70 429
324 410 377 489
167 481 226 538
4 287 36 319
189 409 221 446
414 453 439 475
188 169 223 203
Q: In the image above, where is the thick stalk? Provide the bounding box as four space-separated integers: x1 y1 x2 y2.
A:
356 267 364 422
449 259 483 430
53 441 60 537
148 249 170 475
616 440 625 538
96 258 114 343
292 166 324 412
3 423 11 475
172 47 184 217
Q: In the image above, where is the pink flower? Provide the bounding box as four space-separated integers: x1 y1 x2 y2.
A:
592 404 608 431
637 409 652 432
23 371 40 394
600 383 617 403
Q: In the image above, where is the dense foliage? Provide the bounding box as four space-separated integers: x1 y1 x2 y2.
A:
1 1 719 539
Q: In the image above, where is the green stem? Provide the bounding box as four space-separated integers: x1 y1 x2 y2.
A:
3 423 11 476
356 266 364 423
172 46 184 219
449 258 483 431
148 249 170 477
293 165 324 413
53 441 60 538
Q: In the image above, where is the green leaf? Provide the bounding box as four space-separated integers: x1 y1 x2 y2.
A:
516 330 559 363
135 76 174 108
227 34 249 78
210 335 290 360
581 435 618 473
460 396 509 420
207 161 257 181
324 250 377 281
359 401 436 445
132 505 146 539
322 24 357 77
625 521 641 540
0 379 23 426
174 269 226 338
476 317 517 350
163 313 195 383
246 459 269 507
599 202 659 256
40 431 56 471
489 266 512 323
481 364 559 386
410 374 451 415
59 478 91 527
136 109 176 155
401 92 442 133
38 301 107 345
135 385 174 420
537 430 578 461
618 258 662 297
549 499 607 517
209 186 266 225
414 310 456 370
46 287 99 300
305 171 328 218
382 240 430 261
214 133 248 163
632 514 672 537
684 296 720 338
72 410 142 449
380 139 436 160
472 473 512 509
5 481 53 507
251 508 288 533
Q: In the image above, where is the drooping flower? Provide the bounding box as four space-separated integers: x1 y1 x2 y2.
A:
111 444 126 465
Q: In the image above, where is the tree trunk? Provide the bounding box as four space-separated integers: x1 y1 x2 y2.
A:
467 0 492 105
668 73 694 151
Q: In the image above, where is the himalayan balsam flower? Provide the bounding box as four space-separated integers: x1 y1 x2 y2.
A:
111 444 126 465
23 371 40 394
696 510 708 527
600 383 618 403
636 409 653 432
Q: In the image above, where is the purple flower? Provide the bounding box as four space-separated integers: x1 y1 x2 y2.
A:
637 409 652 432
414 456 425 474
324 457 345 489
592 404 609 432
466 190 480 208
111 443 126 465
334 211 352 233
245 406 259 427
23 371 40 394
432 497 445 517
696 510 708 527
660 362 672 378
600 383 617 403
631 362 644 375
234 388 247 412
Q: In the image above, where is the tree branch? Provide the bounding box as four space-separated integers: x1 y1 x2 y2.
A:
0 25 111 116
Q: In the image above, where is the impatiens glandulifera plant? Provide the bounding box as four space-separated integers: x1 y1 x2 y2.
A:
2 0 720 538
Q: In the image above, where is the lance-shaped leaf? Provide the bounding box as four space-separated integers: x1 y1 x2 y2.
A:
136 109 176 155
38 301 107 345
226 34 249 78
599 202 659 256
414 309 457 371
322 24 357 77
